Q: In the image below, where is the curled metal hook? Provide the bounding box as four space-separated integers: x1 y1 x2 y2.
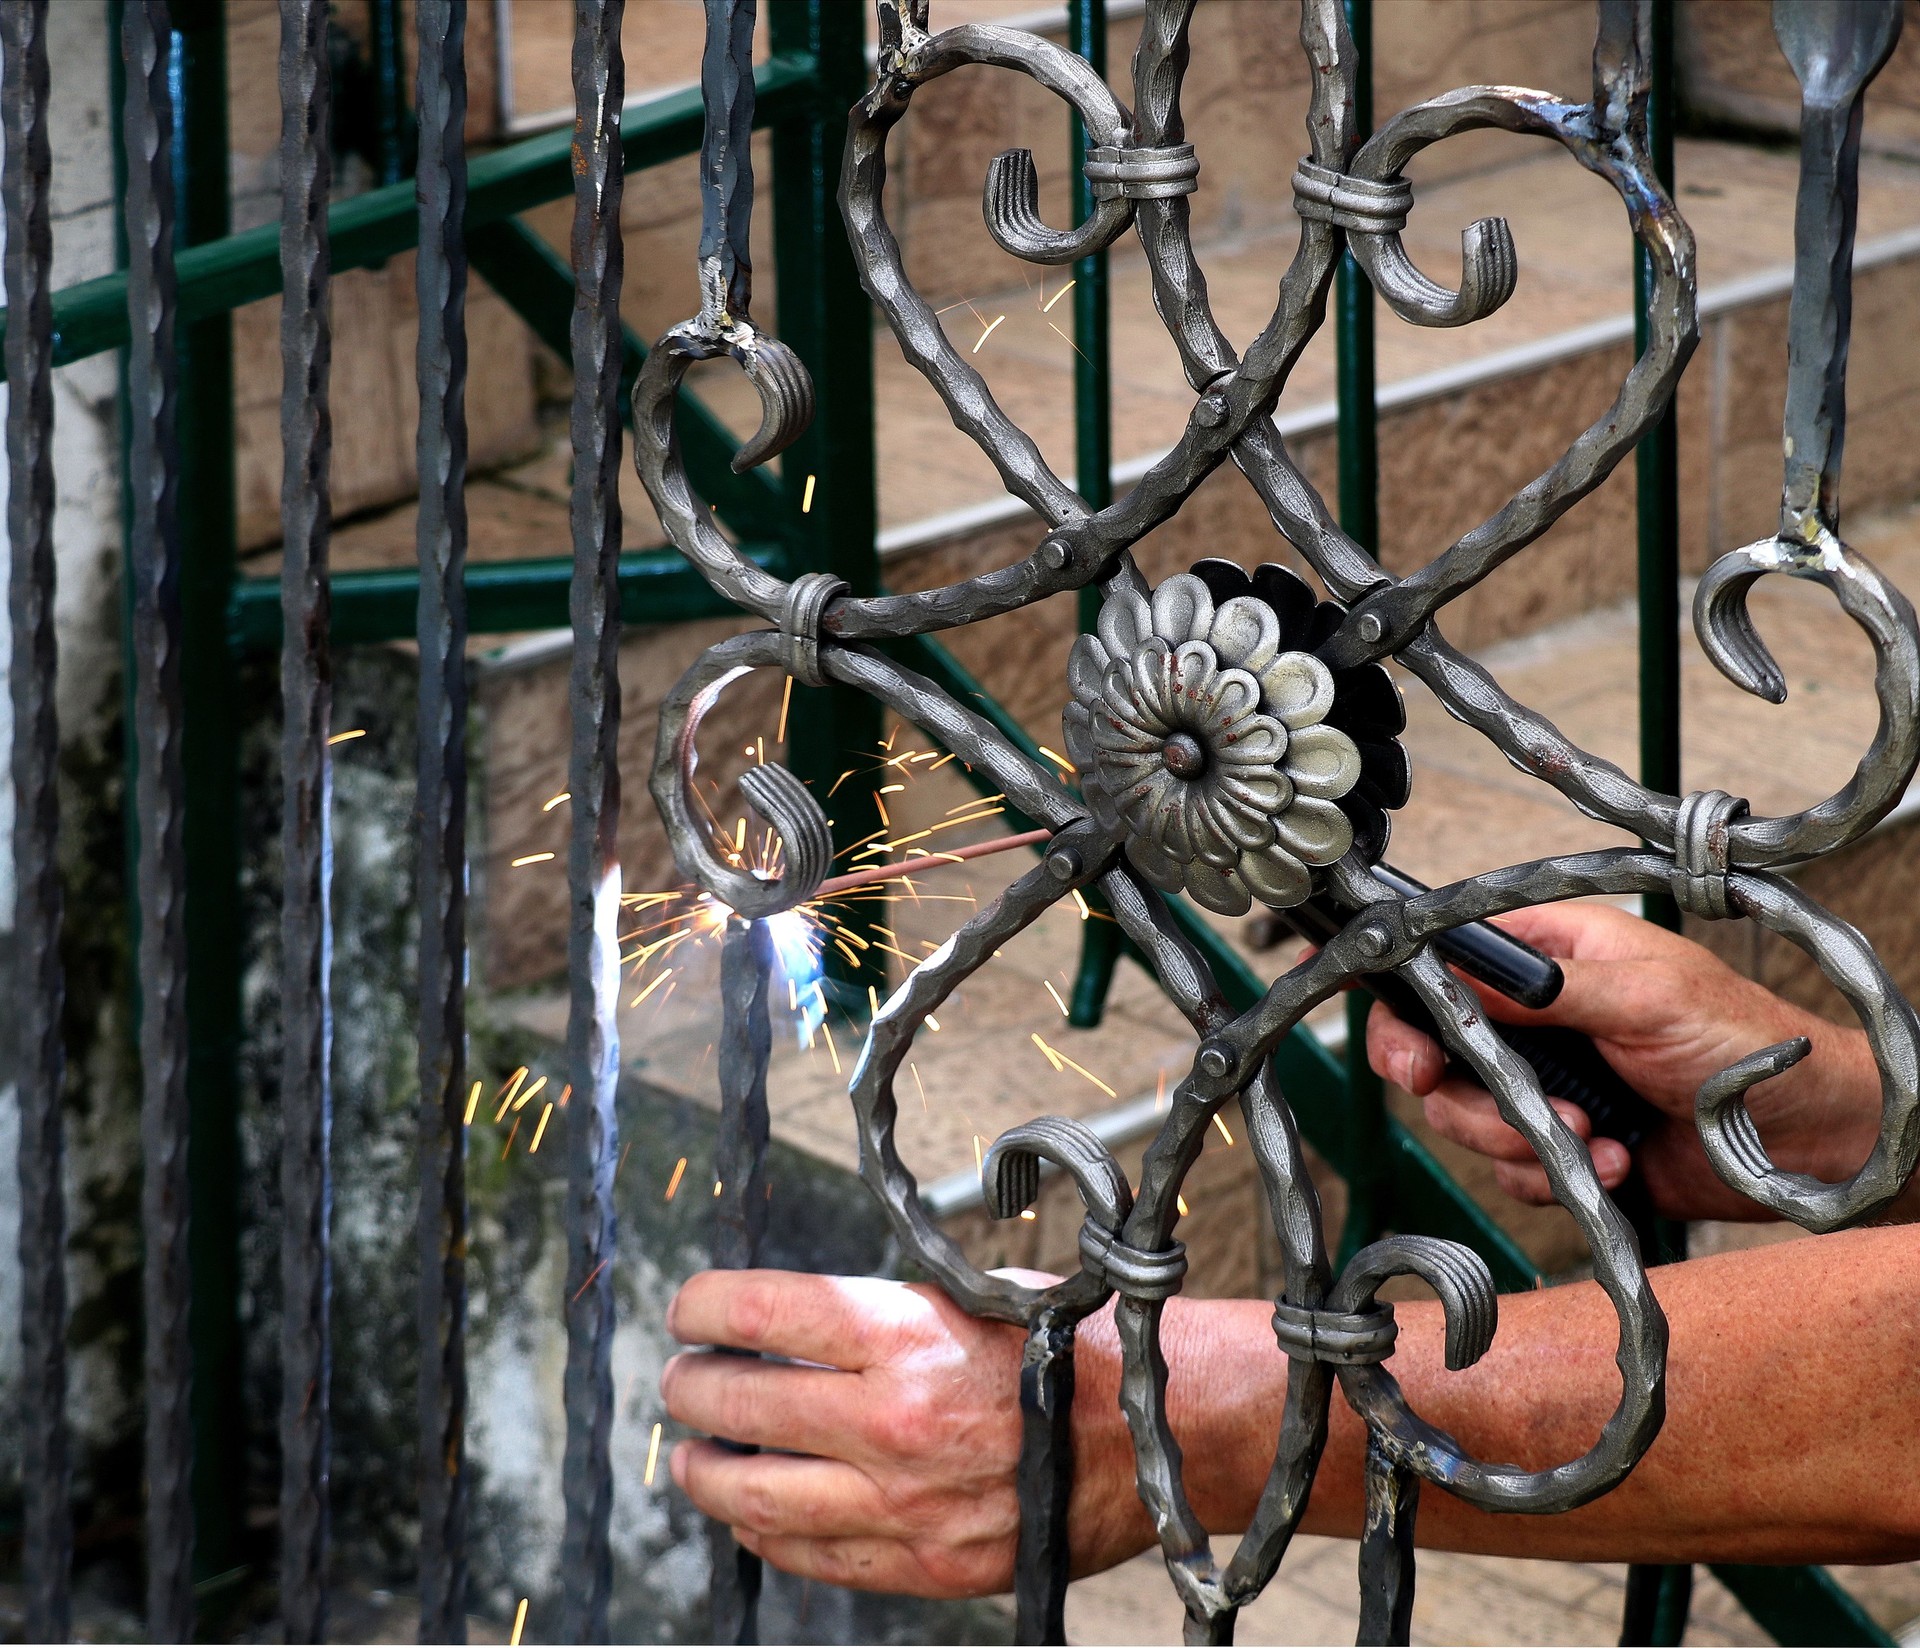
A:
1293 151 1517 330
1331 1235 1497 1374
668 303 817 475
1696 1035 1814 1194
984 1114 1131 1231
1359 213 1518 329
1694 529 1920 864
649 647 833 919
729 325 815 472
983 146 1134 265
1686 865 1920 1231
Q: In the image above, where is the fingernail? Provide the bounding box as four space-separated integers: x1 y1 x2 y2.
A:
1391 1052 1414 1089
1595 1141 1629 1182
670 1442 689 1487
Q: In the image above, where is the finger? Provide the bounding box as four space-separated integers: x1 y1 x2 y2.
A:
672 1440 888 1539
1367 999 1445 1094
1487 900 1672 964
1421 1082 1594 1164
668 1269 916 1370
1490 1138 1631 1205
662 1350 863 1457
1432 945 1661 1045
737 1529 1008 1601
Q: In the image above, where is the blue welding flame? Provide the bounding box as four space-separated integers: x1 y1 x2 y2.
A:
766 906 826 1047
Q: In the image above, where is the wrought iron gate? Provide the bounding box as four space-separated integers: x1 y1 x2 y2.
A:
1 0 1914 1644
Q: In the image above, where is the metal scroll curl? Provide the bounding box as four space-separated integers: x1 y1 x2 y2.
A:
641 0 1920 1644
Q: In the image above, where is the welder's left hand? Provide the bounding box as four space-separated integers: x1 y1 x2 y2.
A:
659 1268 1149 1597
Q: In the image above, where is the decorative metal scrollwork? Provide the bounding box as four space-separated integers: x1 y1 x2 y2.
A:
642 0 1917 1643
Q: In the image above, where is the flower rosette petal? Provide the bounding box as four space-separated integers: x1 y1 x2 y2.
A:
1064 564 1409 912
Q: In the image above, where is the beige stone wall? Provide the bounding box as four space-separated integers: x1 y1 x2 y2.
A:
225 1 530 553
231 260 541 553
1679 0 1920 159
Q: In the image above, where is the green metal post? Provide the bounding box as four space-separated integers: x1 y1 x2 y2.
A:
1636 0 1682 941
1065 0 1123 1028
1620 3 1692 1639
1334 0 1391 1269
169 0 247 1590
769 0 883 1009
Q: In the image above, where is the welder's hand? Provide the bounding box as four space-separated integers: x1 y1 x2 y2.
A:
659 1268 1147 1596
1365 901 1886 1222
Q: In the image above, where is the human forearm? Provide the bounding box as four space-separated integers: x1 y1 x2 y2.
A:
1071 1224 1920 1567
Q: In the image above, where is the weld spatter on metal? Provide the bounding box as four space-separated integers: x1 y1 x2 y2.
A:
1065 565 1407 913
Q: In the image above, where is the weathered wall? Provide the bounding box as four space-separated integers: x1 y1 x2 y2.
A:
0 0 144 1548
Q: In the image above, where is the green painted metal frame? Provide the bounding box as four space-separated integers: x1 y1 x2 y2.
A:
767 0 886 1004
1063 0 1125 1029
1 53 819 383
105 0 250 1591
55 3 1889 1638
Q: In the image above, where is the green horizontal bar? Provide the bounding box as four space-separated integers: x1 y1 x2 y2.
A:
1710 1564 1894 1648
1 54 817 380
893 628 1535 1290
227 543 784 652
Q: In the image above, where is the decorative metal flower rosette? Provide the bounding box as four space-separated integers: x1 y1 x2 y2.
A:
639 1 1920 1643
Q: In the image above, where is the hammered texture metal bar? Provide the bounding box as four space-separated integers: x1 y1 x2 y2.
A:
629 2 1920 1643
4 3 70 1638
413 2 471 1639
560 2 626 1639
707 916 773 1643
277 1 335 1636
122 1 195 1635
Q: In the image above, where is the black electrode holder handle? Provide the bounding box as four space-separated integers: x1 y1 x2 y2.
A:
1289 865 1666 1153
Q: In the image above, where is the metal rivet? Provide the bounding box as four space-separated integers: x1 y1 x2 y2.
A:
1355 923 1390 958
1046 845 1082 881
1198 1042 1233 1079
1039 537 1072 570
1196 393 1228 427
1357 612 1384 643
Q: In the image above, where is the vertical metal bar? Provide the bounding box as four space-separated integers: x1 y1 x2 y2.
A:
149 1 247 1586
1622 9 1691 1640
1334 0 1390 1269
415 1 470 1638
1064 0 1122 1030
1636 0 1681 936
561 2 625 1638
3 4 71 1639
1012 1314 1075 1646
708 916 773 1644
1355 1438 1419 1647
278 0 335 1636
768 0 881 1007
108 0 243 1585
123 1 195 1634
